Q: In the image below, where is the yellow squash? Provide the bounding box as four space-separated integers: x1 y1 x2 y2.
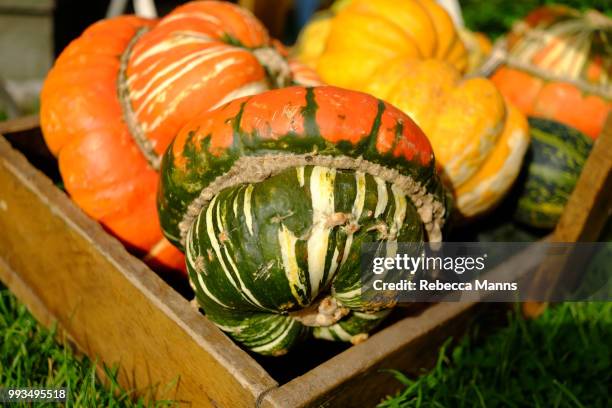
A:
365 59 530 217
315 0 468 91
293 0 352 69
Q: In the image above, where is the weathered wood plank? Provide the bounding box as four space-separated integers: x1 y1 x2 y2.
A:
0 135 277 407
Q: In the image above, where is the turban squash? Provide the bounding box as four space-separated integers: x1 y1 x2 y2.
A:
312 0 469 91
491 6 611 139
158 86 450 355
363 59 530 218
40 1 317 273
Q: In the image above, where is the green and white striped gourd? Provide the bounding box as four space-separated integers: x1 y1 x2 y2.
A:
158 86 450 355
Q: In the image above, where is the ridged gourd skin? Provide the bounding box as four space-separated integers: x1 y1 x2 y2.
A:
158 86 450 355
39 1 317 273
363 58 530 218
491 5 611 139
513 118 593 229
313 0 468 91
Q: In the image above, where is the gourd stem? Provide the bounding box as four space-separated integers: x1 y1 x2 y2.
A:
289 296 349 327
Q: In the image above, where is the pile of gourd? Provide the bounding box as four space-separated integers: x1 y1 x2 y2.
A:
40 0 610 355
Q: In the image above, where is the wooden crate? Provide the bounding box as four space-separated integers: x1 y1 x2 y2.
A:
0 116 609 407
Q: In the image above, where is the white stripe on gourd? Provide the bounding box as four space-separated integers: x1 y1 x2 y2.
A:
333 287 361 305
214 195 269 310
245 316 291 345
250 319 297 353
390 185 408 239
385 185 408 260
205 196 249 305
158 12 222 27
131 38 217 91
132 46 230 102
142 57 246 132
278 223 308 306
326 324 353 341
306 167 336 297
213 322 248 333
353 311 384 320
296 166 305 187
334 171 367 303
186 219 231 309
325 248 341 288
314 327 334 341
127 59 162 87
374 177 388 217
232 186 240 218
134 47 239 117
339 171 366 268
243 184 254 235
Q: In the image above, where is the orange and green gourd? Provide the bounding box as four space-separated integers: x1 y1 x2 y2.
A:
158 86 450 355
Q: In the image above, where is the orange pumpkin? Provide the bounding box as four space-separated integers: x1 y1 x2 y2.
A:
491 6 611 139
40 1 316 274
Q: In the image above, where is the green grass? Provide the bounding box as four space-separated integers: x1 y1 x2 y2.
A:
0 284 175 407
379 302 611 408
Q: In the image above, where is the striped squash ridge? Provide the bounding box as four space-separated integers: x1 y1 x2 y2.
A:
122 0 318 170
160 86 450 355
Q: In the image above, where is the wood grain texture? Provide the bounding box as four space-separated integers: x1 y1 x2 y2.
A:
0 134 277 407
523 114 612 317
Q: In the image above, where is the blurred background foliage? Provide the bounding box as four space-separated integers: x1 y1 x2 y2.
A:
461 0 612 38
